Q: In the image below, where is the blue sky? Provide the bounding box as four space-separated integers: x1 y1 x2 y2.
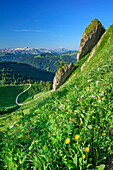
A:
0 0 113 50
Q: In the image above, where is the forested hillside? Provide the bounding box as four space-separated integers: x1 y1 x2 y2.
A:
0 53 31 61
17 52 77 73
0 61 54 85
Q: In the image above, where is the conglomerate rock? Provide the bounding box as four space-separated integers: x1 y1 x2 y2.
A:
53 62 76 91
77 19 106 61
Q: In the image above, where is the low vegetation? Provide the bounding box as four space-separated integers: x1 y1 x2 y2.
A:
0 24 113 169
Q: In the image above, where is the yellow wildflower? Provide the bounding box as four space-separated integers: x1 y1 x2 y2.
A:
101 147 103 149
16 165 18 167
85 147 89 152
65 138 70 144
75 135 79 140
20 161 22 164
88 144 90 147
82 154 86 159
80 118 83 125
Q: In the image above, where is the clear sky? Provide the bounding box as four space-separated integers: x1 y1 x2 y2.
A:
0 0 113 50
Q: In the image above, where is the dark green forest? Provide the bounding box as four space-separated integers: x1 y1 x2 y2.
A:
0 61 54 86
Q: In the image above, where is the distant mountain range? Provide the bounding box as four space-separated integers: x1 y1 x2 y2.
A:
0 49 78 73
0 47 74 55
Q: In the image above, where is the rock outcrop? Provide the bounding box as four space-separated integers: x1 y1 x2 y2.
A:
77 19 106 61
53 62 76 91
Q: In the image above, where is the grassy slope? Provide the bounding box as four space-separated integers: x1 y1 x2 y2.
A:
0 84 50 111
0 26 113 169
0 85 28 110
18 84 49 104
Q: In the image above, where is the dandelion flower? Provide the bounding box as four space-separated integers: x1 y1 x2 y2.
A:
82 154 86 159
75 135 79 140
65 138 70 144
80 118 83 125
85 147 89 152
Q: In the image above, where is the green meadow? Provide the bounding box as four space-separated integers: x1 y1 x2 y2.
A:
0 25 113 169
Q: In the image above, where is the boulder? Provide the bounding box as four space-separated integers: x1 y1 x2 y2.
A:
77 19 106 61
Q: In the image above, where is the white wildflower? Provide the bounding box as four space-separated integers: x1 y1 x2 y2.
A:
87 125 93 129
89 95 95 98
87 79 91 82
60 104 65 109
80 95 84 100
10 125 14 129
96 81 100 85
98 100 101 103
99 93 103 96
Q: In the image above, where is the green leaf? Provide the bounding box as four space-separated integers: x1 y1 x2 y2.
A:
86 164 92 168
67 164 75 168
79 157 82 165
96 164 105 170
73 154 77 167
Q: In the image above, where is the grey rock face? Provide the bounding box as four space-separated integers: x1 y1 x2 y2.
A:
53 62 76 91
77 19 106 61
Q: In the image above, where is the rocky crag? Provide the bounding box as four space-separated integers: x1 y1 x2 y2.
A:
53 62 76 91
81 30 107 71
77 19 106 61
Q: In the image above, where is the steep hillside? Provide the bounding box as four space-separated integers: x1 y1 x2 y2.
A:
0 61 54 85
0 24 113 169
17 52 77 73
